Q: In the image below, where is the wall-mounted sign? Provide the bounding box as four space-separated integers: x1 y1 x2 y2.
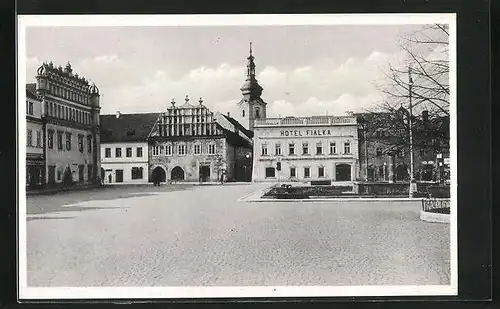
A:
280 129 333 137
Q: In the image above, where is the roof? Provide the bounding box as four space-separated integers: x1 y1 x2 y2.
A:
222 114 254 138
26 83 38 100
100 113 160 143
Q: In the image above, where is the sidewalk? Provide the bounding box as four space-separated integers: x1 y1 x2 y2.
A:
26 184 103 196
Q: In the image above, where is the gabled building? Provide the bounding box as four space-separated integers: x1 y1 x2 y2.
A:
31 61 101 188
148 95 253 183
100 112 159 184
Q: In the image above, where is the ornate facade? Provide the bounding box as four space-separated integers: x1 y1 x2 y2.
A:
34 61 101 187
148 96 253 183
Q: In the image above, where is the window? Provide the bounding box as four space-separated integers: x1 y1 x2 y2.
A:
78 135 84 152
419 149 425 156
208 144 216 155
316 142 323 155
255 107 260 119
36 131 41 147
105 148 111 158
57 105 61 118
126 147 132 157
194 144 201 155
136 147 143 157
330 142 336 154
153 146 160 156
265 167 276 178
242 109 245 117
65 133 72 150
275 143 281 155
57 168 62 181
304 167 310 178
399 149 405 158
47 131 54 149
376 148 383 157
302 143 309 155
289 143 295 155
178 144 186 155
131 167 144 180
165 145 172 156
290 167 296 178
318 166 325 177
27 130 32 146
344 142 351 154
28 102 34 115
87 136 92 153
57 132 63 150
261 143 268 156
115 148 122 157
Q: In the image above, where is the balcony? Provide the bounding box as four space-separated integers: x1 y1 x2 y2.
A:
254 116 357 127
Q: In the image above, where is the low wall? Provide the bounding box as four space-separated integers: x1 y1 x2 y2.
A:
354 182 446 196
420 210 450 224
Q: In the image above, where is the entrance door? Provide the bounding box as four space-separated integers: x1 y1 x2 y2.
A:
78 165 85 183
199 165 210 182
115 169 124 183
336 164 351 181
151 166 166 183
48 166 56 184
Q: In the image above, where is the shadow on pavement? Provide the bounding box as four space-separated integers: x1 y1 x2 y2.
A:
26 184 194 215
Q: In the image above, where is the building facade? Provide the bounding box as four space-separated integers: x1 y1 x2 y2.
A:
34 61 101 187
252 116 360 183
100 112 159 184
26 84 44 189
357 110 450 183
148 96 253 183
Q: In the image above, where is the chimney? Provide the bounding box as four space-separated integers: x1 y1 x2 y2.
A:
116 111 121 119
227 112 231 117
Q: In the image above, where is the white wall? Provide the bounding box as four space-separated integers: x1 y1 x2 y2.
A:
101 142 149 183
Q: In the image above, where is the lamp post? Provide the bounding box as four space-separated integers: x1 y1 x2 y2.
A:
408 66 416 198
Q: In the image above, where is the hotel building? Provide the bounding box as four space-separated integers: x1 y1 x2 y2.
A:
252 115 359 183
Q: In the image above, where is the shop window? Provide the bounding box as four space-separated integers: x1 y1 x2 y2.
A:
265 167 276 178
131 167 144 180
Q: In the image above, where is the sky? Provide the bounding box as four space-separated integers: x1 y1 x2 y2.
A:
25 25 428 122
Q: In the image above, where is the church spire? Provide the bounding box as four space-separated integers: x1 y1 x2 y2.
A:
241 42 262 99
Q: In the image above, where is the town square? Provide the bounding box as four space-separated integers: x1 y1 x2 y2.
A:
21 14 454 297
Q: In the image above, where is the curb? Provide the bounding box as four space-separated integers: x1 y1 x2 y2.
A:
26 185 104 196
420 210 450 223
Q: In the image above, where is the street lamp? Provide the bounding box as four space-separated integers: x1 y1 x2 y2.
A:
408 66 416 198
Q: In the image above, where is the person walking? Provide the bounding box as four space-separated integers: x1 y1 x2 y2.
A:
220 170 225 185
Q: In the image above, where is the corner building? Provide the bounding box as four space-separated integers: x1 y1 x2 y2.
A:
252 116 359 183
35 62 101 186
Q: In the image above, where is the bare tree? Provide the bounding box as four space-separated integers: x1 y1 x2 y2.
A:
378 24 450 118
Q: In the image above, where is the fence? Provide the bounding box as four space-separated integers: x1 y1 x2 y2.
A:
421 198 451 212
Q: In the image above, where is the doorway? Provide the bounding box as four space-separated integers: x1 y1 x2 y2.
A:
151 166 166 183
48 166 56 184
199 165 210 182
336 164 351 181
171 166 185 181
115 169 124 183
78 165 85 183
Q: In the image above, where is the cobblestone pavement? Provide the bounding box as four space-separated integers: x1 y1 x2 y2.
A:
26 183 450 287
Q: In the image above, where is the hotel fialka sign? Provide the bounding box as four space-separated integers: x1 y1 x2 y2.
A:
280 129 333 137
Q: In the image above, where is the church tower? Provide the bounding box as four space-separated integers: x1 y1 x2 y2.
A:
238 42 267 132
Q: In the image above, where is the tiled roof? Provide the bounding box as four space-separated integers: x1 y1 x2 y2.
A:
100 113 160 143
26 83 38 100
221 114 254 139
